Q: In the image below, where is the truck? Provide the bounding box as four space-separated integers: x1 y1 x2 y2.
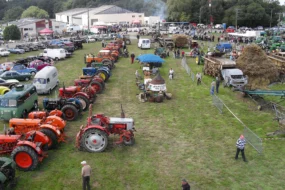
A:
203 57 247 89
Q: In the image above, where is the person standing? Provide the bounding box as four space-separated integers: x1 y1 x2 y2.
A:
181 50 185 58
101 39 105 48
130 53 135 64
210 80 215 95
137 33 140 41
122 40 126 50
81 161 92 190
196 72 202 85
216 76 220 93
181 179 190 190
177 49 180 58
235 135 247 162
169 68 174 79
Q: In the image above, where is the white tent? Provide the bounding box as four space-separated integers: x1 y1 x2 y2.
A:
228 31 263 38
93 21 107 26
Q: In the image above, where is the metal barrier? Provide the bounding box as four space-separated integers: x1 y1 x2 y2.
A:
181 58 195 81
243 126 263 154
212 95 223 113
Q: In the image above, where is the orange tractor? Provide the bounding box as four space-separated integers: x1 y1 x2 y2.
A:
84 53 114 68
100 49 119 62
0 129 49 171
76 105 136 153
9 115 66 149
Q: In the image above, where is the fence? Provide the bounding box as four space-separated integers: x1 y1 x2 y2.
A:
212 95 223 113
181 58 195 82
243 126 263 154
180 57 263 154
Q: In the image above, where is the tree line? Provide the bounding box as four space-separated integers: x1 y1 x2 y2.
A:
0 0 284 27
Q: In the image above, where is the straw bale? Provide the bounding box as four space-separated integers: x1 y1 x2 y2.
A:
172 34 188 47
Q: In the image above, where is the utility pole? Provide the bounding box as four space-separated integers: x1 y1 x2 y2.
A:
199 7 202 24
235 9 240 31
209 0 212 32
270 9 273 28
88 8 90 34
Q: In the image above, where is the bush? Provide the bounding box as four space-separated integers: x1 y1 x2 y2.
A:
3 25 21 40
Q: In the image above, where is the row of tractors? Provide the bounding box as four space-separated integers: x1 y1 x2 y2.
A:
0 39 135 187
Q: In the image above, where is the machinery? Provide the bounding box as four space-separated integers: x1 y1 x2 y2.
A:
0 130 49 171
82 67 111 82
58 84 92 111
122 34 131 45
9 115 66 149
0 157 16 189
41 98 83 121
98 49 118 63
74 75 104 94
84 54 113 68
154 47 167 58
76 105 136 153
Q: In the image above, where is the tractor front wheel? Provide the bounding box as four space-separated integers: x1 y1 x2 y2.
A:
11 146 38 171
74 95 90 111
123 136 135 146
81 129 108 153
40 128 58 149
61 104 79 121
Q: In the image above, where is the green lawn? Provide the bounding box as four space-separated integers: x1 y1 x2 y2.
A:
0 39 285 190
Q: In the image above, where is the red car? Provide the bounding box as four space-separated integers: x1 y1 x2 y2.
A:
29 60 52 71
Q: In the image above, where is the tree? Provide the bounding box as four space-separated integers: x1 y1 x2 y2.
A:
3 6 24 21
21 6 49 19
3 25 21 40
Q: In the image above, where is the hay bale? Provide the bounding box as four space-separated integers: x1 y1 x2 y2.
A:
172 34 188 48
236 44 279 89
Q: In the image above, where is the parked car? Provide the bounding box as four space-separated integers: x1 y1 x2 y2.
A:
63 42 75 52
29 60 51 71
27 44 39 51
65 50 72 58
0 78 19 89
0 84 38 120
37 56 55 65
0 71 32 81
11 64 37 75
73 40 83 49
15 45 30 52
33 66 59 94
0 48 10 57
7 48 25 54
87 36 97 42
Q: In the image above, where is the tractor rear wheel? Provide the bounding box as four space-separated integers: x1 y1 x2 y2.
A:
74 95 90 111
81 129 108 153
11 146 38 171
90 81 103 94
40 128 58 149
61 104 78 121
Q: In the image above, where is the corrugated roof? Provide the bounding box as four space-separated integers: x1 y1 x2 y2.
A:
56 8 91 16
8 18 45 27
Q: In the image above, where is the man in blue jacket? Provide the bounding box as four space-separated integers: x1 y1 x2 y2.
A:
235 134 247 162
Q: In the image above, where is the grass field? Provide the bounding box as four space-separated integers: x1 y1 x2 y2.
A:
0 39 285 190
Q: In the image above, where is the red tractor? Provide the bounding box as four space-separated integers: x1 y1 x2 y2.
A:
76 105 136 153
0 130 49 171
9 115 66 149
74 75 105 94
58 84 95 111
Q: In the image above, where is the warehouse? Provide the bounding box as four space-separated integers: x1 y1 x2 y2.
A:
55 5 145 27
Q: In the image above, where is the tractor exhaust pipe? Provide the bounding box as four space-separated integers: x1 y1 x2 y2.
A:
121 104 125 118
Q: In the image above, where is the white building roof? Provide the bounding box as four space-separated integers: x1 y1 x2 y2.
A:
8 18 45 27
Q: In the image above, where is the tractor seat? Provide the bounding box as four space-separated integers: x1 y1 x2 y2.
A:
65 86 77 93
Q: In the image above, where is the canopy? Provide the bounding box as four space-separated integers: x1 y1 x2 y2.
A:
91 25 107 29
137 54 165 63
39 28 53 35
93 21 106 26
132 20 141 24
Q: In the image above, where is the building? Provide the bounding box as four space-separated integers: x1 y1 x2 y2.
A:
55 5 145 27
144 16 161 26
51 20 67 34
8 18 51 38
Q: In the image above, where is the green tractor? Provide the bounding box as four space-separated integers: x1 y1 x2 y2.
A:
154 47 168 58
270 42 281 51
0 157 16 189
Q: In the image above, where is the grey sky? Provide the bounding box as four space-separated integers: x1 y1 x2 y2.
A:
279 0 285 5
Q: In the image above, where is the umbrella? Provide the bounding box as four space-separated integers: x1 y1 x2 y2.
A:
137 54 165 63
39 28 54 35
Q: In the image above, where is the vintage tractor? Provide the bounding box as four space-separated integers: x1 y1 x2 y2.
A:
100 49 119 63
9 115 66 149
0 157 16 189
58 84 93 111
82 67 111 82
122 34 131 45
76 105 136 153
0 130 49 171
106 40 123 49
39 98 83 121
74 75 104 94
84 54 113 68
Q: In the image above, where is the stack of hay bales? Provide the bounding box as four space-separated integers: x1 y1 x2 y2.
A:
236 44 279 89
172 34 188 48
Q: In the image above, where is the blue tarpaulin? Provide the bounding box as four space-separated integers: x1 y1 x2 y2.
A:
137 54 165 63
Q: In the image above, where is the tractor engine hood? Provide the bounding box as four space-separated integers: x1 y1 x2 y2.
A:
109 117 134 131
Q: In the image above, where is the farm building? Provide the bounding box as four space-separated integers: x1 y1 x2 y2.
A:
55 5 145 27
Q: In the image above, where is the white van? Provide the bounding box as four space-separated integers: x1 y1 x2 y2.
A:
41 49 66 60
33 66 59 94
138 39 151 49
